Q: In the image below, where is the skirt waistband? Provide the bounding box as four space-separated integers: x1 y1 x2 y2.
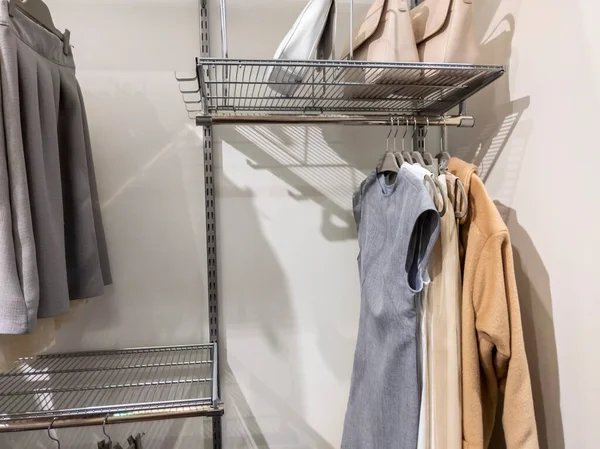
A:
0 0 75 68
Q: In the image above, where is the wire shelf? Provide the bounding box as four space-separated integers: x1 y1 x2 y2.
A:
0 344 222 432
187 58 504 119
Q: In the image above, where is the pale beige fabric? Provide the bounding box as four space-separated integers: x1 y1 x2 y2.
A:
0 300 84 372
416 174 462 449
342 0 418 63
411 0 478 64
0 318 55 371
342 0 419 96
427 174 462 449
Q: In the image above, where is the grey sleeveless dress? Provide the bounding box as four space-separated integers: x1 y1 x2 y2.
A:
342 169 440 449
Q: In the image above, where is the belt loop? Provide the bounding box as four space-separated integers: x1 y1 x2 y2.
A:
63 29 71 55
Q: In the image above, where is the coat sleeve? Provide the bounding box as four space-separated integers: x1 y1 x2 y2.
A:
473 231 539 449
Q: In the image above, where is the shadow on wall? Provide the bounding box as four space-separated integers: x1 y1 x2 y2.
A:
451 12 531 186
219 123 366 373
490 204 565 449
51 82 208 350
216 170 335 448
225 124 367 242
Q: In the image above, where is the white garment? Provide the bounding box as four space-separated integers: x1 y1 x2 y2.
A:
402 163 435 449
401 162 431 180
269 0 336 95
402 166 462 449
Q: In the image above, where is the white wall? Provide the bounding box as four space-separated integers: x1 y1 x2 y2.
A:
2 0 600 448
451 1 600 448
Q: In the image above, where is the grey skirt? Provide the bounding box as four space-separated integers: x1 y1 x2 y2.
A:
0 0 111 334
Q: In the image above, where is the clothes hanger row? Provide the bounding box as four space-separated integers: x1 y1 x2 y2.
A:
376 116 469 218
8 0 71 55
45 416 145 449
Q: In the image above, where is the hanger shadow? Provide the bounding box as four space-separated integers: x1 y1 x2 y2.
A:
220 124 368 242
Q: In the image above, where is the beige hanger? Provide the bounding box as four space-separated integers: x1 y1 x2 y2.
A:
422 175 447 217
454 177 468 219
377 118 400 182
437 116 452 172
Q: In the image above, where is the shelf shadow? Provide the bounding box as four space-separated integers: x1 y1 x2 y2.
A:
213 169 319 447
223 361 334 449
220 124 370 243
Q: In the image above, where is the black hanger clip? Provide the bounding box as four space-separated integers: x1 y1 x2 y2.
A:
126 433 144 449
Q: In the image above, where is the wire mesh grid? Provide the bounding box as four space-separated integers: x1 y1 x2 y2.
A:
0 344 221 430
194 59 504 116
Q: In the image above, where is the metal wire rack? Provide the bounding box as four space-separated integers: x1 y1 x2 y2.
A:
178 58 504 123
0 344 222 431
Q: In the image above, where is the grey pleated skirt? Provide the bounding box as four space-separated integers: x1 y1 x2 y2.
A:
0 0 111 334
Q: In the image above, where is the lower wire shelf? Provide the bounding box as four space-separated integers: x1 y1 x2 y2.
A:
0 343 223 432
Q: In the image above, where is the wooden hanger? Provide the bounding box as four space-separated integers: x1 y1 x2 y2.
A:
8 0 70 54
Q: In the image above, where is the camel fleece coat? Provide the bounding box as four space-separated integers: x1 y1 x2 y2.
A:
448 158 539 449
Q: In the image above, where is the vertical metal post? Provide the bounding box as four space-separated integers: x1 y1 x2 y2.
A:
219 0 228 58
218 0 229 103
349 0 353 60
200 1 222 449
415 125 426 153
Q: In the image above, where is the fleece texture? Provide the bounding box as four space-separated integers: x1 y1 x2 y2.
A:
448 158 539 449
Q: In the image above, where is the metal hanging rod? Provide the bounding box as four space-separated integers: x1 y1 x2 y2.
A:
196 114 475 128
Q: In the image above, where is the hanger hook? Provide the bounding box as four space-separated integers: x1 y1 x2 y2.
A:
441 116 447 153
402 118 409 152
386 117 393 152
48 418 61 449
411 117 418 152
423 117 429 152
102 414 112 444
393 117 400 151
